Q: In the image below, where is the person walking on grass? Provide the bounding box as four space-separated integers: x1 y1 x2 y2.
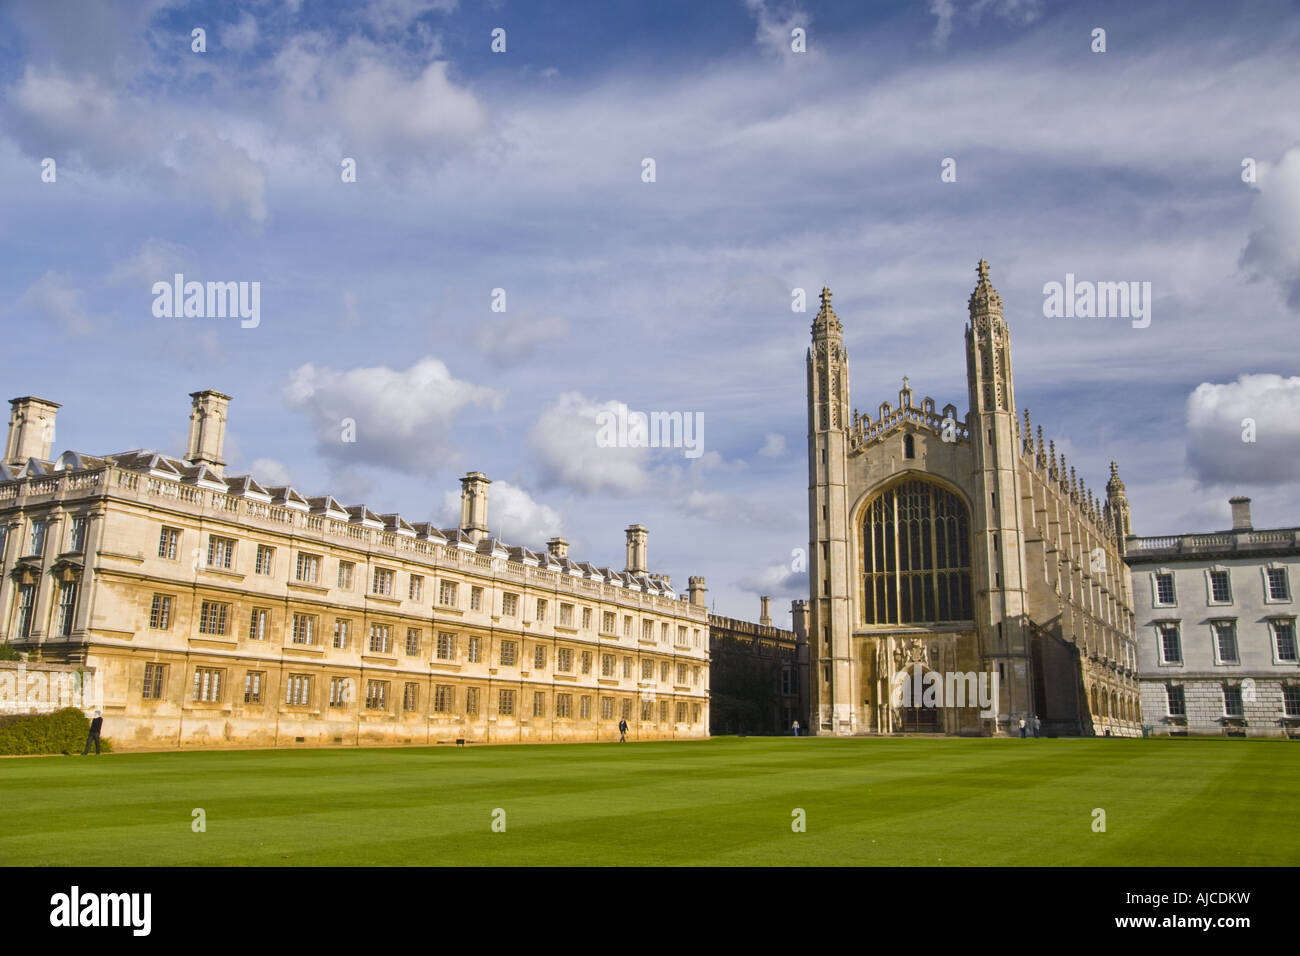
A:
792 719 800 737
618 718 628 743
1018 716 1027 738
81 710 103 756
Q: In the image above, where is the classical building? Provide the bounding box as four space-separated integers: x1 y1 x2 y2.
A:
703 593 810 735
806 261 1140 736
0 391 710 749
1127 496 1299 738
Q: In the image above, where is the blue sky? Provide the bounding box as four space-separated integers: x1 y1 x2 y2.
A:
2 0 1299 623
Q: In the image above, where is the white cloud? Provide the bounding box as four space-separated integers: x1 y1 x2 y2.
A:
1239 145 1300 311
439 479 562 545
107 238 195 286
758 433 787 457
743 0 812 62
529 393 653 495
474 314 569 365
248 457 292 486
223 12 259 54
736 560 807 597
284 356 504 472
1185 374 1300 486
929 0 1043 49
19 270 102 335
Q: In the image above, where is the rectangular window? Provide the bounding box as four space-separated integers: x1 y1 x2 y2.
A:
142 663 166 700
1274 621 1298 662
291 613 317 645
333 618 350 649
207 535 235 569
601 654 615 677
694 628 701 648
28 520 46 556
622 656 632 678
365 680 389 710
621 698 632 720
1209 570 1232 603
623 616 633 638
535 598 547 621
434 684 453 713
581 651 592 675
470 586 483 611
676 702 688 723
254 545 274 575
68 516 87 553
1268 568 1291 601
559 603 573 627
372 567 394 596
199 601 229 636
406 628 422 656
150 594 173 630
661 623 669 643
1283 685 1300 718
601 697 614 720
677 625 686 645
192 667 224 703
404 682 420 712
248 607 269 641
642 620 654 641
244 671 264 704
693 704 701 723
436 631 457 661
159 526 180 560
641 659 654 680
409 575 424 602
659 700 667 723
439 580 458 607
676 663 687 685
1223 685 1243 717
581 607 592 630
369 624 392 654
467 635 482 663
503 592 518 616
580 696 591 720
641 700 653 721
329 677 349 708
295 552 321 583
534 645 546 670
1214 621 1239 663
1154 572 1175 606
338 561 354 590
466 687 480 716
1158 623 1182 664
602 611 616 634
660 662 670 682
499 689 515 716
286 674 312 706
556 693 572 718
557 647 573 672
500 640 518 666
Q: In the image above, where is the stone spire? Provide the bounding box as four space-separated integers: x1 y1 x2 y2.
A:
968 258 1004 321
965 258 1015 415
1106 460 1132 546
1023 408 1033 454
1048 441 1058 480
1035 425 1045 468
813 286 842 337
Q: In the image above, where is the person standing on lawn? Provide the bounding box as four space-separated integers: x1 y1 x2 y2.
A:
81 710 103 755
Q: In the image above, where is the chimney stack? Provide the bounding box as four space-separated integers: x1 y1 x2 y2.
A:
1229 496 1253 531
460 472 491 542
5 397 60 467
760 595 772 627
791 599 810 641
184 389 231 476
625 524 647 575
547 537 569 561
688 576 708 607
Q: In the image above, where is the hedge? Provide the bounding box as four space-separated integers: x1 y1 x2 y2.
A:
0 708 113 756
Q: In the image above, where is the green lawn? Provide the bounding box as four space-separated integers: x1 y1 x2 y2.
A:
1 737 1295 866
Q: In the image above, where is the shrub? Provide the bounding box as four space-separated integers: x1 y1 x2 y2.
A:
0 708 113 755
0 645 20 661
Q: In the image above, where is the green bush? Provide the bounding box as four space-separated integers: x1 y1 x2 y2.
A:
0 707 113 756
0 645 20 661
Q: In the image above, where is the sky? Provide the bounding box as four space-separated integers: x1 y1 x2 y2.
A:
1 0 1298 624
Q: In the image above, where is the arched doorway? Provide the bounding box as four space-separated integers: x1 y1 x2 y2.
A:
890 662 942 733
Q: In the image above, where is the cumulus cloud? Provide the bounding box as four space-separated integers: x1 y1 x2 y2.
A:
1239 145 1300 311
248 457 292 487
19 271 103 335
758 433 787 457
284 357 504 472
529 392 654 495
736 560 807 597
1185 374 1300 485
439 479 562 545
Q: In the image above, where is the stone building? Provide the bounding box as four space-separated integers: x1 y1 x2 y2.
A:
806 261 1140 736
701 592 810 735
0 391 710 749
1127 496 1299 738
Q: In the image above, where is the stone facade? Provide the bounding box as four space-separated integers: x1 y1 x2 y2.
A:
1128 496 1300 738
806 262 1141 737
704 594 810 735
0 391 710 750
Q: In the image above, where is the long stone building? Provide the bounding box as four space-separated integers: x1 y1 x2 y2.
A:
0 390 710 749
1128 496 1299 738
806 261 1141 736
705 595 810 736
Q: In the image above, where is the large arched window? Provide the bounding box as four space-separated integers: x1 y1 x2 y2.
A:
860 479 972 625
